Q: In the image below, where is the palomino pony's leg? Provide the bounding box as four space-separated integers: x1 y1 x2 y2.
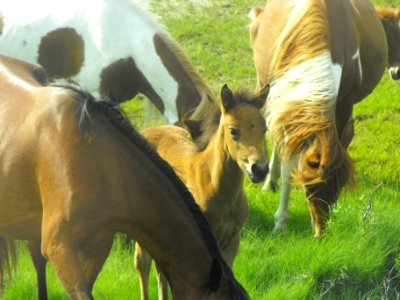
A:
134 243 152 300
272 160 295 234
27 241 48 300
262 147 280 192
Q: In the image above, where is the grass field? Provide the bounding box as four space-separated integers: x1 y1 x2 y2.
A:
3 0 400 299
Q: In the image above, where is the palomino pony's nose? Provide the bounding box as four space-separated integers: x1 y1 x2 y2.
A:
389 66 400 80
249 162 269 183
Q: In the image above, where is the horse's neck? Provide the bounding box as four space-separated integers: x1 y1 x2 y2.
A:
102 139 214 294
202 126 244 196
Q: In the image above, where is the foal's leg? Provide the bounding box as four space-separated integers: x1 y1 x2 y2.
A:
155 264 169 300
27 241 48 300
134 243 152 300
273 161 294 233
262 147 280 192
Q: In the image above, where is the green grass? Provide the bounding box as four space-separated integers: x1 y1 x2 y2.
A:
3 0 400 299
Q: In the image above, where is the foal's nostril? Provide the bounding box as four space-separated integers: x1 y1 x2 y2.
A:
251 163 269 181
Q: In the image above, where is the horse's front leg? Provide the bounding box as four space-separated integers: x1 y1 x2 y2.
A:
42 225 93 300
155 263 169 300
272 160 294 234
27 240 48 300
262 147 280 192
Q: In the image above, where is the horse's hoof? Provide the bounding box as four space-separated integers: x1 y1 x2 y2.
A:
272 224 286 234
262 179 278 192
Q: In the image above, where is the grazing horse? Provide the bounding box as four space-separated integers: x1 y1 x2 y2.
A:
249 0 388 236
135 84 270 300
0 0 215 124
375 6 400 80
0 55 249 300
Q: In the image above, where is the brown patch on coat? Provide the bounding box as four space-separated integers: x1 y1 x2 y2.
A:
153 33 215 119
37 27 84 79
99 57 164 111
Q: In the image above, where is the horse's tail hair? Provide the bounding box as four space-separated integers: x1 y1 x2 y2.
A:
0 237 17 294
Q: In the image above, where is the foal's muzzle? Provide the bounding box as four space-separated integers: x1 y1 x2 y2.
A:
389 67 400 80
248 162 269 183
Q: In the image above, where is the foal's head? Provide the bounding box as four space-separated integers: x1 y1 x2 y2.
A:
219 84 269 183
376 6 400 80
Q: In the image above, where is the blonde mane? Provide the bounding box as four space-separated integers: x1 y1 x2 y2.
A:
266 0 338 159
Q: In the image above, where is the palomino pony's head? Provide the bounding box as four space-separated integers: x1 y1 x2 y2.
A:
219 84 270 183
376 6 400 80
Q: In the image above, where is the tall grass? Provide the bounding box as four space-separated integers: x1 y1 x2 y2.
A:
3 0 400 299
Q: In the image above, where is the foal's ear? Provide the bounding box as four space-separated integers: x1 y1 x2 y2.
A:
221 84 235 112
182 118 203 141
254 84 270 108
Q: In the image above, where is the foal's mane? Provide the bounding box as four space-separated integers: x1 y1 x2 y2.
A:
54 83 244 294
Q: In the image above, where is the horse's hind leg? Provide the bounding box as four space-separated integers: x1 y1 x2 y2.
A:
134 243 152 300
27 241 48 300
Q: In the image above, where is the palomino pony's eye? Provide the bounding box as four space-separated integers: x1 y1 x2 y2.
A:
308 160 320 169
229 128 240 141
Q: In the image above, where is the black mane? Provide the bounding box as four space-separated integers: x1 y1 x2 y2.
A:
52 82 224 263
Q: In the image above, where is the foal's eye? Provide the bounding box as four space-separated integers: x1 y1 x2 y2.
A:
229 128 240 140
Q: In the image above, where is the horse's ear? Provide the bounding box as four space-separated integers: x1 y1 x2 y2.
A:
209 258 223 291
182 118 203 141
255 84 270 108
221 84 235 112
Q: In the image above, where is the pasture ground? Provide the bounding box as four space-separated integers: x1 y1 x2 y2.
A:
3 0 400 299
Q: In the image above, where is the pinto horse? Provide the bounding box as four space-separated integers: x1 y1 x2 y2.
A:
249 0 388 236
375 6 400 80
0 0 215 125
134 84 270 300
0 55 249 300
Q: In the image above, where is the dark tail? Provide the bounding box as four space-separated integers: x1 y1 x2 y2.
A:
0 237 17 294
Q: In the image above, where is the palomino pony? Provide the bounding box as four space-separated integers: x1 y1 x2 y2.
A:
0 55 249 300
375 6 400 80
249 0 388 236
135 84 270 300
0 0 215 124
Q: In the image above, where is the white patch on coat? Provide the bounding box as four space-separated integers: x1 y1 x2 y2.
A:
0 0 180 124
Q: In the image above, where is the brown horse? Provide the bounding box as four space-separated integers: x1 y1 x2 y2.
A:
0 55 249 300
134 84 270 299
375 6 400 80
249 0 388 236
